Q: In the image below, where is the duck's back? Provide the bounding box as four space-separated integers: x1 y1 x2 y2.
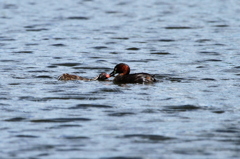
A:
114 73 156 84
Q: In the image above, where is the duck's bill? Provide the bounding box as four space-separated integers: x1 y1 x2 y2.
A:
110 71 116 77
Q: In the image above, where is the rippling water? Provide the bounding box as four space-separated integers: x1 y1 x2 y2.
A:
1 0 240 158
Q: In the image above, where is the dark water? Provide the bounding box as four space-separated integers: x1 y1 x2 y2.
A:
1 0 240 158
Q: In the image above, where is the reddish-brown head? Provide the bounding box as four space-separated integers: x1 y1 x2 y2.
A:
110 63 130 76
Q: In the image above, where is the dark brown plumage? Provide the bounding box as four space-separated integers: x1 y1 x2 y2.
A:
110 63 156 84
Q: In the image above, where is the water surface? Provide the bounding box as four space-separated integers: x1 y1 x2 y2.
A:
1 0 240 158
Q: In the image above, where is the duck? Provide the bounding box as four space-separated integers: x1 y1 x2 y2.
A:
109 63 156 83
58 72 110 81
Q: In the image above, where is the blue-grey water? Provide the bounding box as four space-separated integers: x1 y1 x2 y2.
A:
1 0 240 158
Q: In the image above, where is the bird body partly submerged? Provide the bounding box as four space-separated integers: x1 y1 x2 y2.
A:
58 73 110 81
110 63 156 84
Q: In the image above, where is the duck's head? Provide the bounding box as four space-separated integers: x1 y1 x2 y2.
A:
110 63 130 77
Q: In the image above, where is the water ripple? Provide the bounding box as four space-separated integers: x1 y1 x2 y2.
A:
67 16 89 20
108 112 135 117
120 134 175 142
4 117 26 122
69 104 113 109
163 105 202 113
30 118 91 123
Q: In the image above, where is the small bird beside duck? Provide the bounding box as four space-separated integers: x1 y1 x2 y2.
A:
58 72 110 81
